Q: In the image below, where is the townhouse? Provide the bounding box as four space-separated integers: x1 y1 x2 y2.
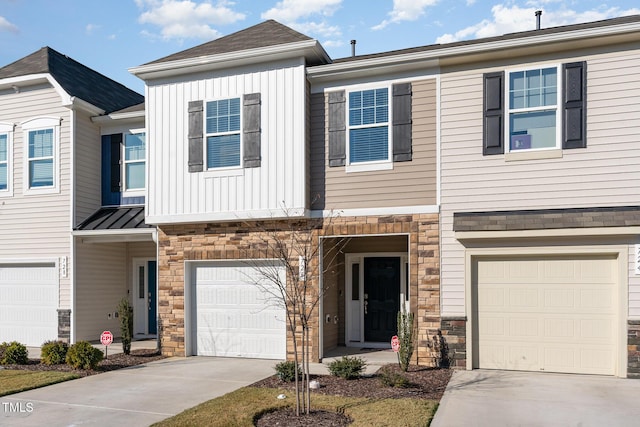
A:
2 14 640 379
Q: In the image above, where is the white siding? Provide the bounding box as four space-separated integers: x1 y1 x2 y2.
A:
74 241 127 340
440 48 640 316
74 111 101 224
146 58 308 223
0 84 72 309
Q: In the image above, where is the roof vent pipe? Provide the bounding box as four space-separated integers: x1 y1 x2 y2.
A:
351 39 356 57
535 10 542 30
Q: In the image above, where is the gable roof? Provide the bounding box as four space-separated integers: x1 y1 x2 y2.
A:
0 47 143 114
145 20 314 65
330 14 640 66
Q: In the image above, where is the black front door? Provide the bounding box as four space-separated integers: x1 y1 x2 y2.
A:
364 257 400 343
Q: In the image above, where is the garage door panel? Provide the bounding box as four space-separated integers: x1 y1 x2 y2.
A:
0 264 58 346
193 261 286 360
477 256 617 375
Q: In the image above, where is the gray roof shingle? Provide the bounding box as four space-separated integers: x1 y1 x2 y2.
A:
145 20 313 65
0 47 144 114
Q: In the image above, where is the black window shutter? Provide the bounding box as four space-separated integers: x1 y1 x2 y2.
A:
110 133 122 192
392 83 412 162
563 61 587 149
188 100 204 172
328 90 346 167
483 71 504 155
243 93 261 168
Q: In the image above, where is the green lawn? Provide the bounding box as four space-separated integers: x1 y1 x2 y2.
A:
0 370 79 397
152 386 438 427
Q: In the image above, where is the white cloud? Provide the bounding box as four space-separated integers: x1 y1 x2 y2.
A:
435 4 640 44
372 0 439 31
108 34 117 40
0 16 18 34
261 0 342 21
136 0 245 41
85 23 100 35
466 0 477 5
261 0 343 42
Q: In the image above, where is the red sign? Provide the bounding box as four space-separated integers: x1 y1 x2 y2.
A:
100 331 113 346
391 335 400 352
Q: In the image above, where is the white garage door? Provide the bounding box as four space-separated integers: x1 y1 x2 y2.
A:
476 256 617 375
0 263 58 346
193 261 286 359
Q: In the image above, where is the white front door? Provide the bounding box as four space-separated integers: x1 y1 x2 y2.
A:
133 259 149 336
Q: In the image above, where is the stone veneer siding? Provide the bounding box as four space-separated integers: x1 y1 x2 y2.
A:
157 213 441 365
57 309 71 343
454 205 640 231
440 316 466 369
628 320 640 378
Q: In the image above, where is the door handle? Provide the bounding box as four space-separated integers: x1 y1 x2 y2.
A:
364 300 368 315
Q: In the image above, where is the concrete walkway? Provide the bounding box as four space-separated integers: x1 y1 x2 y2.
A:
0 356 276 427
432 369 640 427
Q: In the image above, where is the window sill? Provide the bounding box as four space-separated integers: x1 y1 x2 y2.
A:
346 161 393 173
123 190 145 198
505 149 563 162
23 186 60 196
203 167 245 178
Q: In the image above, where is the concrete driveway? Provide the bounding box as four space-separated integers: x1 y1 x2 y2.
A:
0 356 276 427
432 369 640 427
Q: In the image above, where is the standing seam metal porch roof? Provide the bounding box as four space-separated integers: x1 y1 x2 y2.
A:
75 206 153 231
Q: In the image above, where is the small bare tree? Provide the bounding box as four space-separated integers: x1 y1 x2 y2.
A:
241 213 348 416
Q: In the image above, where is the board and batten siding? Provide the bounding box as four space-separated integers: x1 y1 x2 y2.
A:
0 84 72 309
310 79 437 210
439 48 640 317
146 59 308 222
74 111 101 224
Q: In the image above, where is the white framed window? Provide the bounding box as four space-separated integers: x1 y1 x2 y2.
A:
124 131 145 192
0 122 13 196
22 117 60 194
506 65 561 152
205 97 241 169
347 87 391 168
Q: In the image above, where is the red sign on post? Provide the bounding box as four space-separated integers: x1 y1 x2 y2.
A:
391 335 400 352
100 331 113 346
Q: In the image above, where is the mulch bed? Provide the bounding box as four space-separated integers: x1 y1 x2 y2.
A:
252 364 452 425
1 349 165 377
256 408 351 427
252 364 452 400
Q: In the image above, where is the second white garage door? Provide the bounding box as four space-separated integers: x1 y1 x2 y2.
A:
476 255 618 375
0 263 58 346
192 261 286 359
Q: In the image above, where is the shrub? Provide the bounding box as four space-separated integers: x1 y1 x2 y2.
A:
66 341 104 370
0 341 29 365
397 307 416 372
41 340 69 365
327 356 366 380
379 367 411 388
274 360 301 382
0 342 6 362
117 298 134 355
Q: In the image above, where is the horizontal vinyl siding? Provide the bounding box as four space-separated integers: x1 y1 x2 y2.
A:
440 47 640 316
147 59 307 221
74 241 126 340
0 84 72 309
74 111 101 224
310 79 437 210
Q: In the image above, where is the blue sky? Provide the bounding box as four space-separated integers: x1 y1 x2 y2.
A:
1 0 639 94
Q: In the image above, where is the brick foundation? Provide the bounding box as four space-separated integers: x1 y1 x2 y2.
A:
57 309 71 343
157 213 441 364
440 316 467 369
628 320 640 378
